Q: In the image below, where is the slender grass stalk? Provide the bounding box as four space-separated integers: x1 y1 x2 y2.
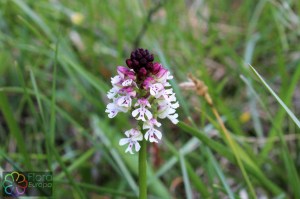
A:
0 93 32 170
139 131 147 199
211 107 256 198
187 74 257 199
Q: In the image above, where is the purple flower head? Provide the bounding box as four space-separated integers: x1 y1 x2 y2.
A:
106 48 179 154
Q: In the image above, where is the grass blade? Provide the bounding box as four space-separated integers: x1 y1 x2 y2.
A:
179 153 193 199
249 64 300 198
0 96 32 169
249 64 300 128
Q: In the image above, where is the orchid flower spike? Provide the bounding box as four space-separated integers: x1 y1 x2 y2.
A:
105 48 179 154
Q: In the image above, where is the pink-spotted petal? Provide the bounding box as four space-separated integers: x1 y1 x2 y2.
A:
154 129 162 140
125 144 134 154
132 109 139 117
119 138 130 146
122 79 133 86
135 142 141 152
145 109 153 120
168 114 179 124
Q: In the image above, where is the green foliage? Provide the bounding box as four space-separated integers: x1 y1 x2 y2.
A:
0 0 299 198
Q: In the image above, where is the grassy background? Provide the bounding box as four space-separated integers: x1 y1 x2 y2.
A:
0 0 300 198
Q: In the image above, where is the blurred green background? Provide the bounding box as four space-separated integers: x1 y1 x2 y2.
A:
0 0 300 198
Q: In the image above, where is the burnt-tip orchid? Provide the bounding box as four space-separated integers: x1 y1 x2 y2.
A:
105 48 179 154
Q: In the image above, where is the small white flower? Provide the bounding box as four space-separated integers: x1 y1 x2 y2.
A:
160 88 175 99
105 103 118 118
164 93 178 103
107 87 119 99
157 70 173 85
132 98 153 121
163 81 171 87
143 118 161 129
157 97 179 124
105 101 129 118
116 95 132 107
143 119 162 142
157 105 176 118
167 113 179 124
122 79 133 87
111 75 122 85
158 97 179 109
119 129 143 154
149 83 164 98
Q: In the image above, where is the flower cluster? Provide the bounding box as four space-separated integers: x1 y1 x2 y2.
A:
106 48 179 154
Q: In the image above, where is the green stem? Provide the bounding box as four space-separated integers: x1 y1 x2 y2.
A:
139 134 147 199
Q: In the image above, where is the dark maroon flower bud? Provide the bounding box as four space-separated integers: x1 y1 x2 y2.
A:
125 48 155 77
138 67 147 77
146 62 153 70
140 58 147 65
140 50 145 56
131 52 136 59
126 59 133 68
133 60 139 67
136 52 142 59
147 54 154 62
